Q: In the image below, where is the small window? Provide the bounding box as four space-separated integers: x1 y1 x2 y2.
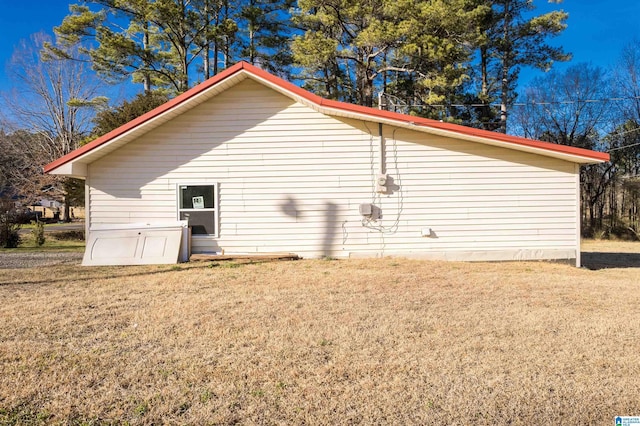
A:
178 184 218 236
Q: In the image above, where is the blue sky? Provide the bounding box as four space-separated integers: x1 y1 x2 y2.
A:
518 0 640 87
0 1 639 97
0 2 71 73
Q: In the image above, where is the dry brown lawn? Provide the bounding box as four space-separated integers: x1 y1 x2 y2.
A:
1 241 640 424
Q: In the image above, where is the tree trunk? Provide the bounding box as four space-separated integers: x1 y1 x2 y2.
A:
499 0 511 134
363 77 374 108
213 4 220 75
480 45 492 130
499 56 509 133
203 1 211 80
355 59 373 107
63 196 71 223
204 49 210 80
143 21 151 93
249 26 255 64
179 0 189 92
480 46 488 100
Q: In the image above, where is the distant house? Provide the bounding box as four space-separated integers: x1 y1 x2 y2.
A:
30 198 84 220
39 198 62 209
45 62 608 266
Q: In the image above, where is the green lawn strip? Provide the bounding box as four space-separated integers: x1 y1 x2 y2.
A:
19 222 84 230
0 233 85 252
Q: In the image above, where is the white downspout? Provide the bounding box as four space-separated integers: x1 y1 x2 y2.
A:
575 163 581 267
378 122 385 176
84 173 90 241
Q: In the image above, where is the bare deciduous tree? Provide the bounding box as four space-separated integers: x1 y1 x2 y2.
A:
0 33 106 218
512 64 618 233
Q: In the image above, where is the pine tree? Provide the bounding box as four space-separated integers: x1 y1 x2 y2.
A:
385 0 487 117
51 2 166 92
238 0 294 75
474 0 570 133
292 0 412 107
194 0 238 79
292 0 484 108
51 1 241 94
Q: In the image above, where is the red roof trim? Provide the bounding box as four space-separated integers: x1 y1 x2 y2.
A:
44 61 609 173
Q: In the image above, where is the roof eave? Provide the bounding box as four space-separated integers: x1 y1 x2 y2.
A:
47 161 88 178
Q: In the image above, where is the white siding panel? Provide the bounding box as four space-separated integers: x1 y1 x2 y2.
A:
88 78 579 261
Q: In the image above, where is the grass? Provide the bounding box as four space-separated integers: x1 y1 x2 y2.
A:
1 242 639 424
0 229 85 253
19 221 84 230
582 238 639 252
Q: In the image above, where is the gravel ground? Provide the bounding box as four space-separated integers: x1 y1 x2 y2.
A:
0 251 83 269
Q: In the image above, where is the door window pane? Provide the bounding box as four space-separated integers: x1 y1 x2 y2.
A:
180 185 215 209
180 211 215 235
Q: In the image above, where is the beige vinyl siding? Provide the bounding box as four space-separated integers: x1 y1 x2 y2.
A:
88 78 578 261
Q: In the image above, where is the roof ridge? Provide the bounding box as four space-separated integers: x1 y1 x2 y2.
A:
44 61 609 174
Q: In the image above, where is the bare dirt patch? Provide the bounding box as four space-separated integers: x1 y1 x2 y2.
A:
1 243 639 424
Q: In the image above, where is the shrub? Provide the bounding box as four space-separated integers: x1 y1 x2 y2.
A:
32 221 45 246
0 210 21 248
49 230 85 241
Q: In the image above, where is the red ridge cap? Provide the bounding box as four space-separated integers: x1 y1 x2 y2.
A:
44 61 609 174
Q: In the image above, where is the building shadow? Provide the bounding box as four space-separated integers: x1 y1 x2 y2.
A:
581 251 640 270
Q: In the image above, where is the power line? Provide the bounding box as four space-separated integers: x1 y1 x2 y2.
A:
511 97 631 107
609 141 640 152
608 126 640 140
379 94 640 109
602 127 640 153
380 93 640 151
